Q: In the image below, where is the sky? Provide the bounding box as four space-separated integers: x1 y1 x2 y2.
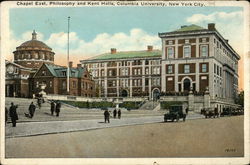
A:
7 6 244 89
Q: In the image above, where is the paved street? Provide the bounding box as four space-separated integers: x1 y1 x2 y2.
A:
6 113 203 138
5 97 203 138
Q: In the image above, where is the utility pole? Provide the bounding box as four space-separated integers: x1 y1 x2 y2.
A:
67 16 70 94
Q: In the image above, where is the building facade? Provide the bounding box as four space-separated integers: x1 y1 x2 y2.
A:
13 30 55 69
159 23 240 102
29 63 95 97
81 46 162 98
5 61 33 97
6 31 95 98
80 23 240 111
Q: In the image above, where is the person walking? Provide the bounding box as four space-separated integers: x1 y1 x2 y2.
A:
28 102 36 118
113 109 117 118
50 100 55 116
37 97 41 109
55 101 61 117
118 109 121 119
9 102 18 127
104 109 110 123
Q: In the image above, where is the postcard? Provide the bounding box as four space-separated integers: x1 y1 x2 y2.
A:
0 1 249 165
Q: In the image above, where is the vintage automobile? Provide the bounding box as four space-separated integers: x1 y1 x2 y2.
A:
164 105 185 122
201 108 219 118
220 108 232 117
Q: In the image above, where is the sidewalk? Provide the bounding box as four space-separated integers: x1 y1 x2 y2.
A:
5 114 203 138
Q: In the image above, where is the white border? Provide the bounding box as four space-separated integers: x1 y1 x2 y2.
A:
0 1 249 165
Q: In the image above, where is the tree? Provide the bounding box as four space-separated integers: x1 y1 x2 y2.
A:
236 90 244 107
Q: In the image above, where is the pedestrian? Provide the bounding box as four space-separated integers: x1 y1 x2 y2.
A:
37 97 41 109
182 107 187 122
55 101 61 117
28 102 36 118
113 109 117 118
50 100 55 116
104 109 110 123
118 109 121 119
185 108 189 115
5 107 8 124
9 102 18 127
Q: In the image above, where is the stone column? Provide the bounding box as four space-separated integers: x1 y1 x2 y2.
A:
188 89 194 111
204 87 210 108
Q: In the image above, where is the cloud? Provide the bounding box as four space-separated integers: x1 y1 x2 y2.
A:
7 28 161 66
186 11 243 24
186 11 244 55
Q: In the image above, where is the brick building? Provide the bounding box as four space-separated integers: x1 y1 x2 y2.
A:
6 31 95 98
80 23 240 111
29 63 95 97
159 23 240 101
81 46 162 98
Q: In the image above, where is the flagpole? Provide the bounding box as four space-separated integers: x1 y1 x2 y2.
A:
67 16 70 94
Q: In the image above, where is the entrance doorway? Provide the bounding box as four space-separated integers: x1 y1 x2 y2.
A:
183 78 191 91
121 89 128 97
152 88 160 101
6 84 14 97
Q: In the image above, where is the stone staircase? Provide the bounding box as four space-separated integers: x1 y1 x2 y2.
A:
5 97 165 123
139 101 160 110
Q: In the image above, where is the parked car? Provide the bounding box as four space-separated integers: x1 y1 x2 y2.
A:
220 108 232 117
202 108 219 118
164 105 185 122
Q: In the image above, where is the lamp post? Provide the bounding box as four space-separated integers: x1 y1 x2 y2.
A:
67 16 70 94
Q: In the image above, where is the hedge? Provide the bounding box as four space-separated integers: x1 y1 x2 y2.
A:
160 101 183 110
62 101 142 109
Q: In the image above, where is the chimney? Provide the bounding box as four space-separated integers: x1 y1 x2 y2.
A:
147 45 153 51
77 64 82 68
208 23 216 31
69 61 73 68
111 48 117 54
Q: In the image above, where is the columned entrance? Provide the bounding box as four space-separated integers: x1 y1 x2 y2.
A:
121 89 128 97
184 79 191 91
152 88 160 101
181 77 193 92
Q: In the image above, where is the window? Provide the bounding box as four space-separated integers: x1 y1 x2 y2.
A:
49 81 52 88
145 79 149 86
73 81 76 88
168 65 173 74
101 70 104 76
214 64 216 73
112 81 116 87
134 69 137 75
109 70 112 76
145 60 149 65
62 71 67 76
202 64 207 72
62 81 66 89
184 64 190 73
168 40 173 45
200 45 208 57
145 68 149 75
184 46 191 58
36 81 39 88
185 39 189 44
217 65 219 75
167 47 174 58
138 69 141 75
